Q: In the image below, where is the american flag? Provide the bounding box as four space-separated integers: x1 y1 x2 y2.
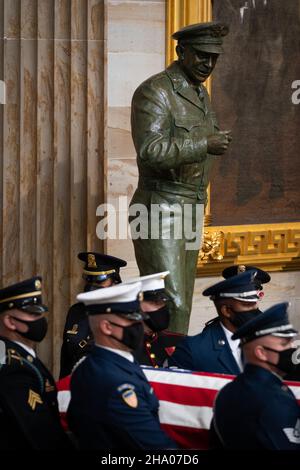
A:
57 367 300 449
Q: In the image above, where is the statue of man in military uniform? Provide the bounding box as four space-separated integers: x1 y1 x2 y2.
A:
129 22 232 333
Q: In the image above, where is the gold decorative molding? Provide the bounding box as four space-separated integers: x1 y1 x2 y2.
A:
200 230 224 261
197 223 300 276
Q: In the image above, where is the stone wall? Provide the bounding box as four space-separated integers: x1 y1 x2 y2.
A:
106 0 165 277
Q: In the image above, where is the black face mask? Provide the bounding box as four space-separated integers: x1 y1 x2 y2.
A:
144 306 170 333
229 308 262 328
12 316 48 343
109 321 144 351
263 346 299 374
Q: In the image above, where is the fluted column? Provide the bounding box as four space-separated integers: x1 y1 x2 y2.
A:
0 0 105 376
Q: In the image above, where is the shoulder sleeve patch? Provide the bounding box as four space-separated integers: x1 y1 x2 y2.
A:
117 384 138 408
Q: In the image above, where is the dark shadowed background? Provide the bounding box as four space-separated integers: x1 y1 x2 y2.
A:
210 0 300 225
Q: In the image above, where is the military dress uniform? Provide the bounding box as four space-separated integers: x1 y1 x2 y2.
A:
0 277 70 450
60 303 93 379
68 346 176 449
129 23 229 334
67 281 177 450
168 270 261 373
212 303 300 450
167 318 240 374
59 252 127 378
0 339 70 450
135 330 185 368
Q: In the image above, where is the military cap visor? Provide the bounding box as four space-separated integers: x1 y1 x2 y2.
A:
0 276 48 314
84 301 149 321
232 302 298 344
143 289 171 302
83 272 122 284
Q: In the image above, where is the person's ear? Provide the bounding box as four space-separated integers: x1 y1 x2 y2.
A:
176 44 184 60
100 319 113 335
220 304 231 319
254 345 268 362
3 314 17 331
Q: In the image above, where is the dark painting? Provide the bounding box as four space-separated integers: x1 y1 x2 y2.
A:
211 0 300 225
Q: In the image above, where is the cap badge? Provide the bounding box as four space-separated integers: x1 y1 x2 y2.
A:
88 254 97 268
237 265 246 273
35 279 41 290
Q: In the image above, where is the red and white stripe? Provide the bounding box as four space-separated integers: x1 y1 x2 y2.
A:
57 368 300 449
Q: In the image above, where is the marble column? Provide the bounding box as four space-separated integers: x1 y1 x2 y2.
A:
0 0 105 376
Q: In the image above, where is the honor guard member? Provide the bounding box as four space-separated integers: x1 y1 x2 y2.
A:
59 252 127 378
222 264 271 298
168 270 262 374
0 277 71 450
127 272 185 367
67 282 177 450
211 302 300 450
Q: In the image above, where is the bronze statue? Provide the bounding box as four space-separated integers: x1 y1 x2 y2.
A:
129 22 232 333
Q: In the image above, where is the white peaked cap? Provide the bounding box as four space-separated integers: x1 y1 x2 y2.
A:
77 281 142 306
123 271 170 292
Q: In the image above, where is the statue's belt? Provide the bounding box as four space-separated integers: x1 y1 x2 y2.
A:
138 178 206 203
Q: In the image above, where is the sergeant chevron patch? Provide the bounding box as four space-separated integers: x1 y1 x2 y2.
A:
28 389 43 410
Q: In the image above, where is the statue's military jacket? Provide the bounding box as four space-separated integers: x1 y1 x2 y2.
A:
131 60 219 204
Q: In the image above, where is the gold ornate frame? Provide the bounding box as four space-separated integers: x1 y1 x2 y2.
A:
166 0 300 275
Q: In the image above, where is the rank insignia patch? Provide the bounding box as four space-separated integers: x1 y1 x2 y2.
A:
28 389 43 410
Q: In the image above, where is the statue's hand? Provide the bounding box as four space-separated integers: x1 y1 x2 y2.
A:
207 130 232 155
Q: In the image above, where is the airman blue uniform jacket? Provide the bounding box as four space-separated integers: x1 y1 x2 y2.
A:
212 364 300 449
67 346 177 450
167 319 241 375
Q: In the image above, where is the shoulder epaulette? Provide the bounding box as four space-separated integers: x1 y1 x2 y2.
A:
1 348 45 394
